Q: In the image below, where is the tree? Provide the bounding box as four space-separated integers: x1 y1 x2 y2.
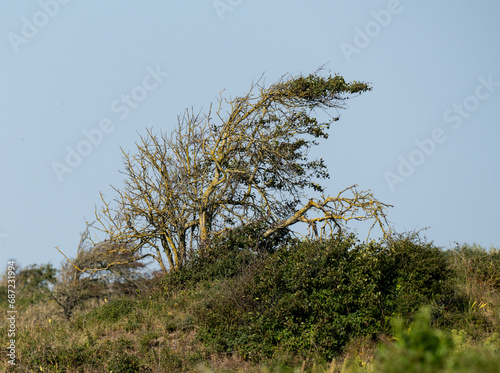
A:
96 71 391 272
16 263 57 294
0 263 57 308
53 223 146 319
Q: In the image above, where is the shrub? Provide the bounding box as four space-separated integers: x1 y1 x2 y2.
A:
49 223 149 319
166 220 291 288
380 232 454 319
373 306 500 373
195 232 455 361
375 306 454 372
0 263 57 309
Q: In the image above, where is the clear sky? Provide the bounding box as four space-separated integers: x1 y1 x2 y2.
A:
1 1 499 270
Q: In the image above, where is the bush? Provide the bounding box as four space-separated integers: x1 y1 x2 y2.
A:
166 220 291 288
195 232 454 361
243 235 385 359
0 263 57 309
373 306 500 373
375 306 454 372
380 232 454 319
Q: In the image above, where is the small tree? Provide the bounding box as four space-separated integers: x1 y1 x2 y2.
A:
0 263 57 308
96 71 391 272
53 223 146 319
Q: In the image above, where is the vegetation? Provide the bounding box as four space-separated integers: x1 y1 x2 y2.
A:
50 223 148 319
1 235 499 371
94 71 389 272
1 72 499 371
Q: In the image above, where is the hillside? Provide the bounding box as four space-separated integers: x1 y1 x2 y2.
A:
1 231 499 372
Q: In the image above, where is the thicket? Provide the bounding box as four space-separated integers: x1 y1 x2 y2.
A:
164 230 460 362
359 306 500 373
165 221 292 288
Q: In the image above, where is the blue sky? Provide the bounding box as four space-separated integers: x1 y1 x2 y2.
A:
1 1 499 270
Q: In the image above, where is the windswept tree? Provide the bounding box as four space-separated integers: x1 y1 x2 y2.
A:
96 71 391 272
53 223 146 319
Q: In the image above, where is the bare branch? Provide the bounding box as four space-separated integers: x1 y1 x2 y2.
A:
90 71 382 272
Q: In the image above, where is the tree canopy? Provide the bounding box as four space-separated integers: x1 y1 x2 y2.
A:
94 71 391 272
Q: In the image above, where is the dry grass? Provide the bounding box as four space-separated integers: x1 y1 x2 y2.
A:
448 245 500 334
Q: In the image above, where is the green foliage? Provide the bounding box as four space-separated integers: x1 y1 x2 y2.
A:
376 307 454 372
108 353 141 373
26 343 100 371
287 74 372 103
17 263 58 291
166 220 291 288
0 263 57 308
379 232 454 318
372 306 500 373
240 235 384 359
84 298 138 324
194 232 454 361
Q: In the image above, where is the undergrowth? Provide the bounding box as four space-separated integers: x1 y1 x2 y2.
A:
1 232 498 372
